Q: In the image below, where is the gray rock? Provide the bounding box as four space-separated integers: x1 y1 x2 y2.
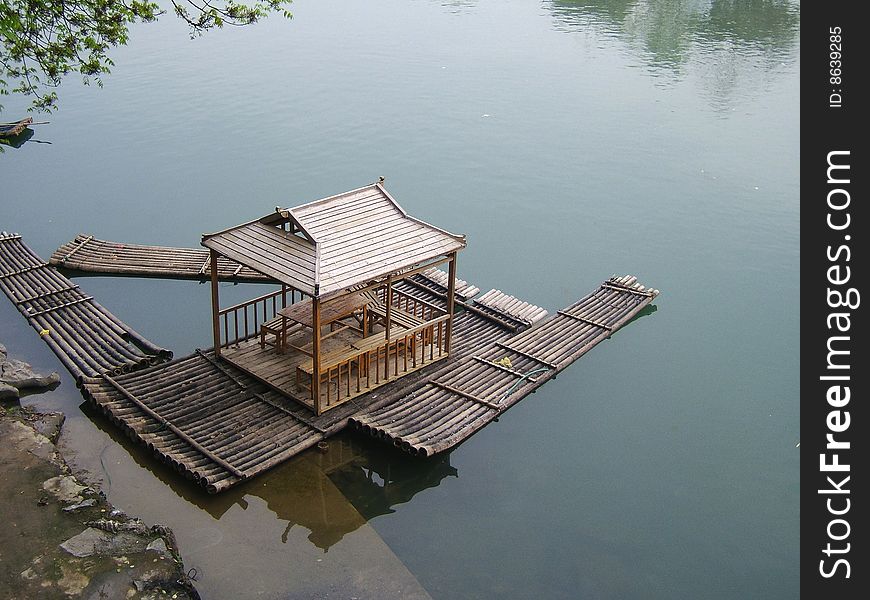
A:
145 538 171 558
0 343 7 362
4 420 53 460
1 358 61 390
59 527 149 558
63 498 97 512
33 412 65 443
85 518 150 536
0 381 19 399
43 475 88 503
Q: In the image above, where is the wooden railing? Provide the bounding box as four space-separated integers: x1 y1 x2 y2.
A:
376 286 446 321
312 313 451 413
218 287 306 348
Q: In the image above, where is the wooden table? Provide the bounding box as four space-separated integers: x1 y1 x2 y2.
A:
280 292 370 327
271 292 371 353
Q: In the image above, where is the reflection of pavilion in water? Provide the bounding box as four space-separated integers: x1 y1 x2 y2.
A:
251 435 458 550
323 436 458 522
84 403 456 550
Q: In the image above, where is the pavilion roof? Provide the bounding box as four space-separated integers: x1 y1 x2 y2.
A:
202 182 466 297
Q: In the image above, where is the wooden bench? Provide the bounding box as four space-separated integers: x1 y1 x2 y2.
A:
296 332 386 375
260 315 288 351
295 330 412 389
296 340 370 391
367 301 425 331
260 315 309 352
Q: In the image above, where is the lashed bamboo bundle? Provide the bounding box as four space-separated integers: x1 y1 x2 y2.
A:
351 276 659 456
411 267 481 301
82 352 330 493
475 289 549 325
2 233 661 494
50 235 268 282
78 300 516 493
0 233 172 383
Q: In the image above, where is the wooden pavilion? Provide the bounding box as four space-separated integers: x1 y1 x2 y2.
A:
201 182 466 415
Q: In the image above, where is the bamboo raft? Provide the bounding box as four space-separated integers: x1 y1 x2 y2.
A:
0 117 33 137
50 235 267 283
49 234 484 299
0 233 171 381
351 276 657 455
79 303 535 493
2 234 659 493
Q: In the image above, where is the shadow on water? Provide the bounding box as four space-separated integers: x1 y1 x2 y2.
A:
81 400 457 551
0 127 35 149
325 434 458 521
623 301 657 327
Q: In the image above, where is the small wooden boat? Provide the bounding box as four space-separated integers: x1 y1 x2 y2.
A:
0 117 33 137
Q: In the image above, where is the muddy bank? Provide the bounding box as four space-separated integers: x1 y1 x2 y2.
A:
0 404 199 599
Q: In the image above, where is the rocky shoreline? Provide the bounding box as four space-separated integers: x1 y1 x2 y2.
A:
1 343 61 399
0 342 200 599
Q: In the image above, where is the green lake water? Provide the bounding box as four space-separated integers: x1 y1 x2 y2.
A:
1 0 800 598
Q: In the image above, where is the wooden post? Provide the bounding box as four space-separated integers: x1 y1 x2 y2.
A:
312 296 322 415
385 277 393 341
445 252 457 354
362 305 368 335
209 249 221 357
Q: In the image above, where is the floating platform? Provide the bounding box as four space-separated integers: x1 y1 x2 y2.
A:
49 234 483 299
0 233 171 380
0 117 32 137
1 233 659 493
352 280 656 456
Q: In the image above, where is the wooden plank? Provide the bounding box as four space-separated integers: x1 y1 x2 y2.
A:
494 341 559 369
292 188 386 224
279 292 369 327
312 297 322 414
206 236 313 292
323 230 461 281
556 310 613 331
471 356 539 382
101 374 247 479
14 285 81 305
210 249 221 356
317 255 453 302
191 349 311 442
323 241 460 297
429 381 500 410
61 235 94 262
198 253 211 275
0 263 50 279
601 282 655 297
446 252 457 353
26 295 94 317
208 226 315 268
217 229 316 274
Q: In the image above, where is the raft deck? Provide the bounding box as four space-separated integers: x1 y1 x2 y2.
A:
49 234 482 299
0 117 33 137
2 234 659 493
0 232 171 380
